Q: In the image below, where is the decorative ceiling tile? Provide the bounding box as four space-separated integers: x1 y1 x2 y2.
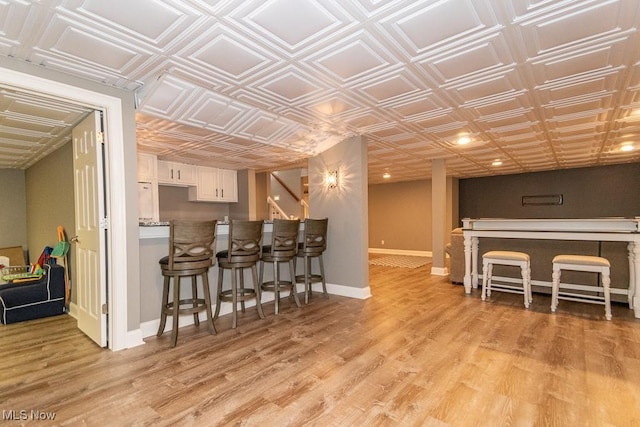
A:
138 74 196 118
313 36 392 82
515 0 637 57
246 0 340 48
191 102 246 136
73 0 193 45
380 0 498 57
0 1 33 56
420 34 513 85
1 0 639 183
33 14 152 77
188 32 272 79
305 93 362 118
258 67 324 102
356 71 421 104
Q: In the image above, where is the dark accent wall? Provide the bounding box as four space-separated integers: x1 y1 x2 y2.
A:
459 163 640 300
459 163 640 221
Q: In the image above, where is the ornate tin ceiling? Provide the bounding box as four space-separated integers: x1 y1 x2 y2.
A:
1 0 639 183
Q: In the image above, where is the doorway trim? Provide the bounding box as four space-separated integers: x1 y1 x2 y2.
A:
0 66 135 351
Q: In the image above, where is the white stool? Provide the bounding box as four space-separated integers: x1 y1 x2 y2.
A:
551 255 611 320
481 251 532 308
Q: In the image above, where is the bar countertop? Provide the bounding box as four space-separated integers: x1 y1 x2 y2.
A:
139 220 280 239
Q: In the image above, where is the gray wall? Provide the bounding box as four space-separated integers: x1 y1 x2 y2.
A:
459 163 640 220
159 170 256 222
0 143 76 301
369 179 432 251
0 169 27 251
229 169 255 220
25 143 76 304
255 172 269 220
309 135 368 290
159 186 229 221
368 177 458 252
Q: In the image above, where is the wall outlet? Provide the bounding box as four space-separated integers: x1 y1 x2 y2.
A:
381 240 385 245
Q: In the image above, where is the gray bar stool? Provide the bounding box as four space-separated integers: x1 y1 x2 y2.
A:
157 220 217 347
214 220 265 329
481 250 532 308
259 218 301 314
551 254 612 320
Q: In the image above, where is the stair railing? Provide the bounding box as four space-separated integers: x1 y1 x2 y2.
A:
267 196 290 220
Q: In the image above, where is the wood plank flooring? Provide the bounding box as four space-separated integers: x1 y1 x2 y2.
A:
2 259 640 426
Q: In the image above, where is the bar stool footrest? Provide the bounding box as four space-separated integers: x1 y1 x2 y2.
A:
162 298 208 315
219 288 258 302
261 280 294 291
295 274 323 283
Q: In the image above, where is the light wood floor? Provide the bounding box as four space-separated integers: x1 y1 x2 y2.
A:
2 260 640 426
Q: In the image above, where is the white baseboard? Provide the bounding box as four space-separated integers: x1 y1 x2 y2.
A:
140 298 241 339
431 266 449 276
125 329 145 348
66 302 78 319
326 282 372 299
368 248 432 257
139 282 372 339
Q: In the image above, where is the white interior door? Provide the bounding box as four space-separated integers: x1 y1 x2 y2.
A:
72 111 107 347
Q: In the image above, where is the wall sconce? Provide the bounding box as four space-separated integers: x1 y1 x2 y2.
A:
325 169 339 189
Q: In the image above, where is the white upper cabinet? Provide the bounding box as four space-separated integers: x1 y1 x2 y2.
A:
157 161 197 186
137 152 157 181
217 168 237 202
188 166 237 202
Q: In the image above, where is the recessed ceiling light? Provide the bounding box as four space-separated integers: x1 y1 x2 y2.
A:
620 144 635 152
492 159 502 166
457 135 471 145
383 172 391 179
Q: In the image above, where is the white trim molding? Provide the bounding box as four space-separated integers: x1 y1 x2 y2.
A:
430 267 449 276
368 248 432 257
0 65 130 351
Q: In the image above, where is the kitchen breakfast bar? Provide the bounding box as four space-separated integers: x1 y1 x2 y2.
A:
462 218 640 318
138 221 305 332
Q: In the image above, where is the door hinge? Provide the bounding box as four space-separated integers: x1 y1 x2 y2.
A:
97 131 104 144
100 217 109 229
102 304 108 314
